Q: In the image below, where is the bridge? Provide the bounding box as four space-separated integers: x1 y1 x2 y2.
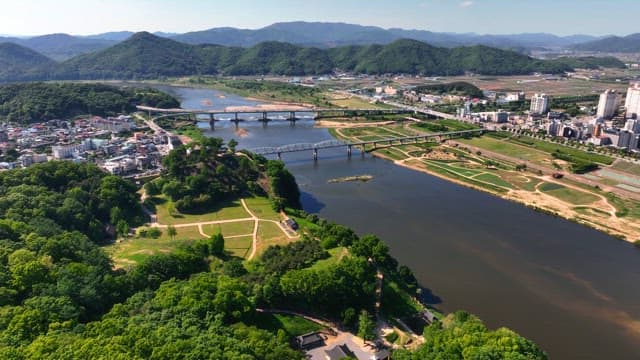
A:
248 129 484 160
137 105 413 124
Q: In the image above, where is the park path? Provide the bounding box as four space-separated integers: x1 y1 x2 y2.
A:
241 199 261 260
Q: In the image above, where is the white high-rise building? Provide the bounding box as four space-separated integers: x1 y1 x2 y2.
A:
596 89 619 119
625 82 640 119
624 119 640 133
530 93 550 115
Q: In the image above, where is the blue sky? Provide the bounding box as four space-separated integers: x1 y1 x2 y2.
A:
0 0 636 36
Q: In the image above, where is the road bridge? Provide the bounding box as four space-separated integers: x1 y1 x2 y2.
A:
248 129 484 160
137 105 413 125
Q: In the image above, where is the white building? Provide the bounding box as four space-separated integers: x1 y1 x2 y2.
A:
505 92 525 102
625 82 640 119
596 89 619 119
530 93 550 115
624 119 640 133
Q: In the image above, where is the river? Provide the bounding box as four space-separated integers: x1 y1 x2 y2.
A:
163 85 640 359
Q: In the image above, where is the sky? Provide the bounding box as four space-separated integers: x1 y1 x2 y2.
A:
0 0 636 37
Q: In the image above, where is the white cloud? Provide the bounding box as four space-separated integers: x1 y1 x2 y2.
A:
459 1 474 8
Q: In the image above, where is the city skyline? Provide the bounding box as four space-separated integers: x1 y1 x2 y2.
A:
0 0 637 37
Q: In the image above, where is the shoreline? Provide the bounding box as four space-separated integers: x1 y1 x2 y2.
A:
370 149 636 244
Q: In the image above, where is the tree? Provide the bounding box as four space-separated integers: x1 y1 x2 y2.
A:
116 220 129 238
167 225 177 240
228 139 238 153
357 310 376 342
209 233 225 256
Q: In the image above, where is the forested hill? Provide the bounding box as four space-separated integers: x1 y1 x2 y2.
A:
0 82 179 124
0 32 625 82
572 33 640 53
0 43 56 82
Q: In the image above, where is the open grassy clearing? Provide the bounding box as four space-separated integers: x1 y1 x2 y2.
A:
202 221 255 237
327 95 385 109
254 313 324 337
420 159 508 193
473 173 514 189
106 225 205 267
225 235 253 258
151 196 250 225
458 136 549 163
538 182 601 205
597 168 640 187
604 193 640 219
309 247 349 271
374 147 409 161
611 161 640 177
255 221 293 256
244 197 282 221
574 206 611 218
509 136 614 165
502 173 543 191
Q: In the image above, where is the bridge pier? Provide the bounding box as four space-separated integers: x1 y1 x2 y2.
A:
234 112 239 122
261 112 268 122
209 114 215 129
277 152 281 160
347 145 352 158
313 148 318 161
288 111 296 122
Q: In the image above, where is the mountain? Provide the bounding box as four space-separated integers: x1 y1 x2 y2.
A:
16 33 116 61
0 32 623 82
171 21 598 50
573 33 640 53
0 42 56 82
85 31 176 41
53 32 219 79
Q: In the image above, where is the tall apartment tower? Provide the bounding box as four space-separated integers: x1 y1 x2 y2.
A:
530 93 550 115
596 89 619 119
625 82 640 119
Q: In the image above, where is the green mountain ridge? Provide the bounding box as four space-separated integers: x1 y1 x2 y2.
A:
0 32 627 82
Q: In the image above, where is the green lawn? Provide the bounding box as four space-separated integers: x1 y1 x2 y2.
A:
611 161 640 177
309 247 349 271
538 182 600 205
458 136 549 163
151 196 251 225
509 136 614 165
375 147 409 161
244 197 281 221
474 173 514 189
502 174 542 192
202 221 255 237
225 235 253 258
256 221 292 256
106 225 205 268
254 313 324 337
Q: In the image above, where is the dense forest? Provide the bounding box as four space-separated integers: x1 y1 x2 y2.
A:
0 32 626 82
0 146 546 358
0 82 179 124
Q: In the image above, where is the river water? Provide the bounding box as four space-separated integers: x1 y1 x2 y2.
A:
164 85 640 359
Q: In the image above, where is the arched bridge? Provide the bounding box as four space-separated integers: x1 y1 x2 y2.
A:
248 129 484 160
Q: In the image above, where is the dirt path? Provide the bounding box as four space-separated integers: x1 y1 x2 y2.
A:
240 199 261 260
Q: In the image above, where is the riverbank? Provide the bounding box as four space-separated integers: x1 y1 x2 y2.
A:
371 147 640 243
322 118 640 243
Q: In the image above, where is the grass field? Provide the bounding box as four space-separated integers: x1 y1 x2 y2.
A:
244 197 282 221
375 147 409 161
151 197 250 225
474 173 514 189
509 136 614 165
538 182 600 205
458 136 549 163
611 161 640 177
327 95 386 109
224 235 253 258
256 222 292 257
106 225 205 267
309 247 349 271
202 221 255 237
254 313 324 337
